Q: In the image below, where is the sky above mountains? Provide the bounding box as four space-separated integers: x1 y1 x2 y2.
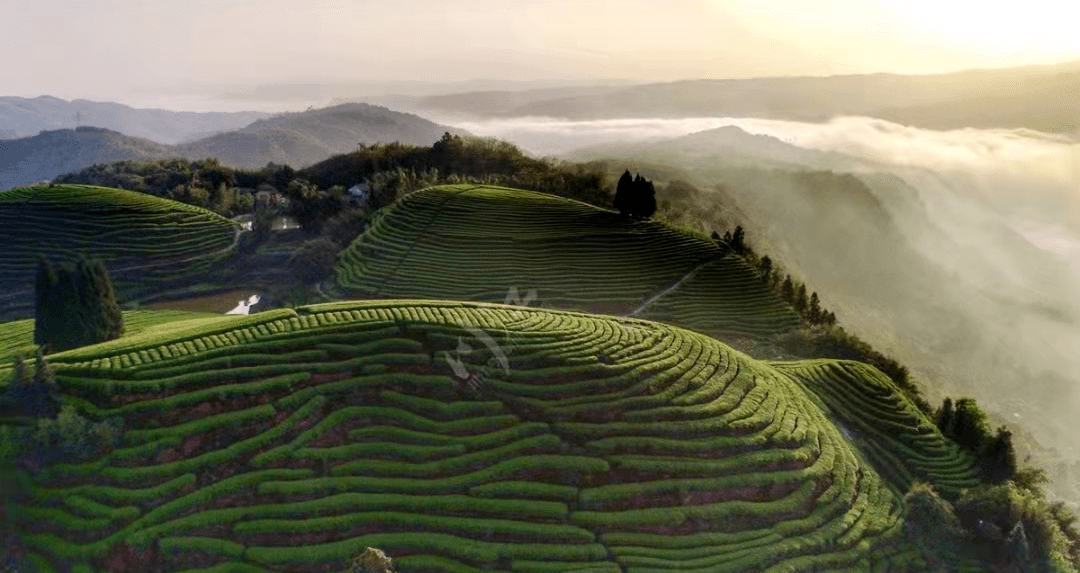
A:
4 0 1079 109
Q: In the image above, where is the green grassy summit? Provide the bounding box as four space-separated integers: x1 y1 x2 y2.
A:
3 300 982 572
334 185 800 339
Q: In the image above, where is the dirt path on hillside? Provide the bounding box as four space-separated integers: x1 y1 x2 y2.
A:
374 185 481 297
626 258 715 318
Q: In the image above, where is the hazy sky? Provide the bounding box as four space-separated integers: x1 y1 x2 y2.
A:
4 0 1080 102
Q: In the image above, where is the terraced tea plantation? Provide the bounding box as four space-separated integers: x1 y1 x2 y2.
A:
0 310 220 370
774 360 983 497
635 256 801 340
7 300 982 572
0 185 240 319
334 185 799 339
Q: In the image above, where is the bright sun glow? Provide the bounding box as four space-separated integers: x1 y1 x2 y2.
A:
874 0 1080 58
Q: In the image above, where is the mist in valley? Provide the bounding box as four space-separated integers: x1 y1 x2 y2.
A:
446 113 1080 500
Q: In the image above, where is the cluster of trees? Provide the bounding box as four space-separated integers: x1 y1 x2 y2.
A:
299 133 611 210
936 397 1018 484
613 170 657 219
0 350 58 419
55 158 255 218
34 257 124 353
281 178 347 234
712 227 747 254
56 135 611 244
777 273 837 327
710 226 837 326
905 478 1080 571
1 353 122 468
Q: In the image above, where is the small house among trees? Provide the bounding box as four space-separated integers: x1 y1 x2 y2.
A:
347 182 371 207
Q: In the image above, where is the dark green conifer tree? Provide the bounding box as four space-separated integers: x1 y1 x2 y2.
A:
635 176 656 219
33 258 57 349
33 256 124 353
782 275 795 303
731 226 746 254
759 256 773 283
81 258 124 342
614 169 634 216
952 398 990 452
12 354 30 385
935 397 955 436
808 292 822 323
984 426 1017 483
33 347 55 387
795 283 808 314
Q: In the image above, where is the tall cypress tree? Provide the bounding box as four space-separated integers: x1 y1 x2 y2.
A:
984 426 1017 483
635 176 656 219
731 226 746 254
93 259 124 341
33 258 57 349
614 169 633 216
53 264 83 348
808 292 822 323
33 256 124 353
935 397 955 437
795 284 808 314
759 256 773 283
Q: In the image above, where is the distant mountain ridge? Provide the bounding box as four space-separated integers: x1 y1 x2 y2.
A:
0 96 271 144
0 103 467 189
386 60 1080 137
0 126 174 190
177 103 470 169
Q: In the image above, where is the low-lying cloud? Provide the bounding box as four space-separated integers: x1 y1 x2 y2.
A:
447 112 1080 499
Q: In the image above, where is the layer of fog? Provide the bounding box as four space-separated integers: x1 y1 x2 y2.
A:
448 113 1080 498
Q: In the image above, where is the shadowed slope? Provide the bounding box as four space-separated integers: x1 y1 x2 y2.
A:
0 185 239 320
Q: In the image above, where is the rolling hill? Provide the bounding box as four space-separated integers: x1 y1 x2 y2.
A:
176 103 469 170
0 127 174 190
334 184 801 346
0 184 240 320
0 310 218 366
0 104 468 190
2 299 984 572
0 96 271 144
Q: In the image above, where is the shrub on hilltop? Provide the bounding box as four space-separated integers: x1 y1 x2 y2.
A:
0 350 59 420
